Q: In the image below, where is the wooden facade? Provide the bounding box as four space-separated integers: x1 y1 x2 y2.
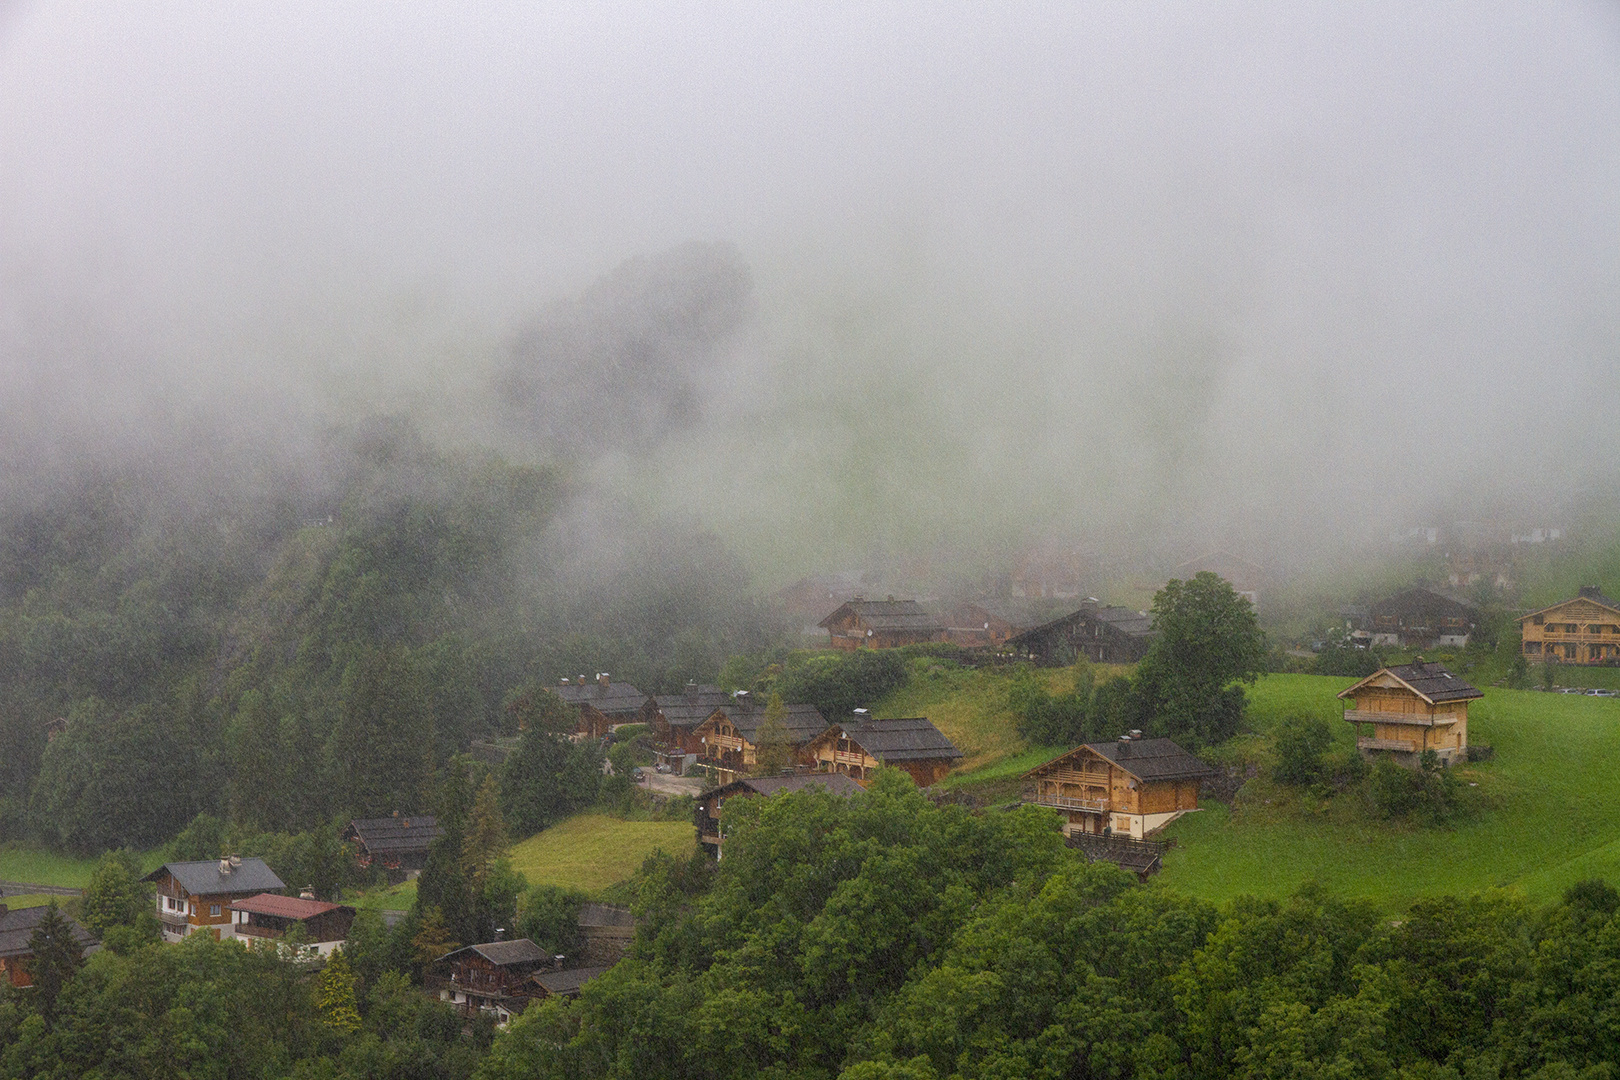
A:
649 684 735 772
1023 738 1216 840
1338 659 1481 767
1005 601 1154 666
803 716 962 788
818 599 946 651
427 939 551 1025
942 602 1037 648
1519 587 1620 665
0 904 98 987
1349 588 1478 649
694 773 865 858
229 892 356 958
692 700 829 785
343 814 443 880
547 673 654 739
144 858 286 943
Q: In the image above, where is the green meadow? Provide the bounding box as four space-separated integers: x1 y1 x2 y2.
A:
507 812 695 895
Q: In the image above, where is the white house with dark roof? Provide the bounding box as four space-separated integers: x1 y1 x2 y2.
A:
143 857 285 943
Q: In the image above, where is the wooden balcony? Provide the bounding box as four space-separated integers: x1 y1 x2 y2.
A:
1342 710 1459 727
159 911 190 931
1025 789 1110 813
1357 737 1417 752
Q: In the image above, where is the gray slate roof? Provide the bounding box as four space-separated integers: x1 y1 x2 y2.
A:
836 717 962 763
578 903 635 928
1080 738 1220 783
345 815 443 854
721 702 830 745
145 858 285 896
700 772 867 802
440 938 549 967
548 680 648 715
1371 661 1483 704
532 965 609 996
818 599 945 633
0 905 98 959
655 687 736 730
1005 603 1154 648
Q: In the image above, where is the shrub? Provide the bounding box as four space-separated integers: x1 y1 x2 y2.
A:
1271 713 1334 786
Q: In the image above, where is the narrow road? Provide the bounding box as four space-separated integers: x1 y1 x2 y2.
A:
0 880 82 898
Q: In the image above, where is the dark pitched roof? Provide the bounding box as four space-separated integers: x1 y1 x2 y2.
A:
145 858 285 896
547 680 648 715
1070 738 1220 783
1370 587 1479 616
655 687 737 730
345 815 443 854
818 599 945 633
1005 603 1154 648
439 938 549 968
0 905 98 959
834 717 962 763
532 966 610 996
1521 591 1620 620
229 893 350 920
721 702 830 745
1338 661 1483 705
700 772 867 802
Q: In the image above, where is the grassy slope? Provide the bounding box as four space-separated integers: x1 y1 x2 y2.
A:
1157 673 1620 910
0 846 165 890
507 813 694 896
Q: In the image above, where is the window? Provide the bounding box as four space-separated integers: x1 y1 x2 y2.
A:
1568 624 1579 634
1525 642 1542 654
1533 615 1543 625
210 904 220 917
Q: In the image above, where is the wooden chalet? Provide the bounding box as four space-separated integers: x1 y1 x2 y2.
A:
649 683 735 773
229 892 356 958
1348 587 1478 649
144 857 285 943
693 699 830 784
776 571 870 634
1339 658 1481 767
427 939 551 1025
818 598 945 651
695 772 866 858
1023 736 1218 840
1519 586 1620 665
343 814 443 880
942 601 1041 648
546 673 653 739
1011 545 1095 600
1005 601 1154 666
0 904 98 987
804 715 962 788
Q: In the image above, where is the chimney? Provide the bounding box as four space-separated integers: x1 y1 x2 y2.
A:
1412 656 1426 672
734 690 750 707
219 857 232 874
1129 729 1143 739
598 672 610 688
300 886 316 900
230 854 242 867
1580 585 1602 599
560 678 570 685
852 707 869 717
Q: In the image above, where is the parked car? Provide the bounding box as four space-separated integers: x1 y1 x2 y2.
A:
1585 688 1618 698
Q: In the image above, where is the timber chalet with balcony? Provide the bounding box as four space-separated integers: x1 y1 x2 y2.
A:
1519 586 1620 665
144 857 286 943
693 696 829 784
1339 659 1481 767
695 772 865 858
819 598 945 650
547 673 653 739
803 714 962 787
649 683 735 773
1005 601 1154 665
230 891 356 958
1023 736 1218 840
427 939 609 1025
343 813 443 881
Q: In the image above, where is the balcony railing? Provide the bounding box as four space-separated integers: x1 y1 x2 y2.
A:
1342 710 1459 727
1025 790 1110 813
1357 737 1417 752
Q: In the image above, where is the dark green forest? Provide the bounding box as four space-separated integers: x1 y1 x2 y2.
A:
0 416 781 851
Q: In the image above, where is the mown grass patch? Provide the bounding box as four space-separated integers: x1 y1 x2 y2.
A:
0 894 62 909
507 812 695 896
350 879 417 912
1158 674 1620 910
0 845 161 888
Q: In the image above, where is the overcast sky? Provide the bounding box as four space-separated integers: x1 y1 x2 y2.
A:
3 1 1617 576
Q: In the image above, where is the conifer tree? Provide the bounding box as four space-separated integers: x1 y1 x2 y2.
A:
412 906 460 969
752 692 793 776
25 902 83 1027
313 950 362 1034
461 773 508 891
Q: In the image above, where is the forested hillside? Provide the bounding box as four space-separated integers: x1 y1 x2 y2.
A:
0 417 780 851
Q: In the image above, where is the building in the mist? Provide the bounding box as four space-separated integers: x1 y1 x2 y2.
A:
545 673 653 739
1170 551 1271 615
694 772 865 859
1519 587 1620 665
1347 588 1477 649
1004 600 1154 666
1339 658 1481 767
776 572 872 635
1022 736 1218 840
693 697 830 784
941 600 1044 648
803 715 962 787
818 598 946 650
1011 545 1097 600
343 813 443 881
648 683 735 773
